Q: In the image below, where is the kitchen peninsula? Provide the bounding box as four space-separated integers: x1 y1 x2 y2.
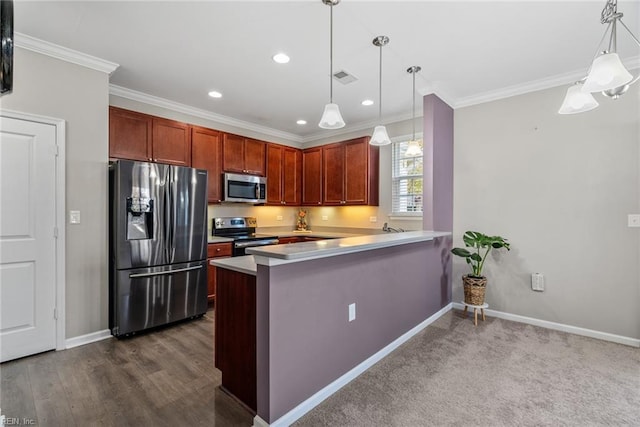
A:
212 231 452 426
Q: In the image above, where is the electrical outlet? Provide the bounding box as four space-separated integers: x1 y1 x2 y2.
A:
322 215 328 221
369 216 377 223
69 210 81 224
348 303 356 322
531 273 544 292
628 214 640 227
276 215 283 221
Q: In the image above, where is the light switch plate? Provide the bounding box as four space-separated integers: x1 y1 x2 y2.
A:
276 215 283 221
628 214 640 227
322 215 328 221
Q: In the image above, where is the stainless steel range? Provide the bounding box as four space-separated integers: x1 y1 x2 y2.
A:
212 217 279 256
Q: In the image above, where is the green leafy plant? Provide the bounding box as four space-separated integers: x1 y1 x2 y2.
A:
451 231 510 278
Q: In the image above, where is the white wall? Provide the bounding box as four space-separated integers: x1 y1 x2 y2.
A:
453 84 640 339
1 48 110 338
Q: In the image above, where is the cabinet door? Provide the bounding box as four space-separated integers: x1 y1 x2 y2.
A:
207 242 233 303
192 126 222 203
322 143 345 205
244 139 266 176
109 107 152 161
302 147 323 205
282 147 302 206
344 138 369 204
277 236 299 244
152 118 191 166
207 261 217 303
222 133 246 173
266 144 283 205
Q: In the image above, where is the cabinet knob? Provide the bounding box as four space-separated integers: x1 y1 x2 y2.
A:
216 248 221 252
318 202 321 205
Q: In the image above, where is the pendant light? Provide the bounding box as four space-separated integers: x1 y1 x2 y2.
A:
318 0 345 129
405 66 423 156
558 0 640 114
370 35 391 146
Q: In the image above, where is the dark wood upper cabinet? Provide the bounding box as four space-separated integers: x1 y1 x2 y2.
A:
222 133 266 176
109 106 152 162
191 126 223 203
322 137 379 206
152 117 191 166
244 139 266 176
302 147 323 206
322 143 345 205
266 144 302 206
109 107 191 166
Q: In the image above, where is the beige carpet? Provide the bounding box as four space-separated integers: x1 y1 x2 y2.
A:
294 309 640 426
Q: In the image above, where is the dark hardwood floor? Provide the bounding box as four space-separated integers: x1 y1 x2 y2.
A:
0 310 254 426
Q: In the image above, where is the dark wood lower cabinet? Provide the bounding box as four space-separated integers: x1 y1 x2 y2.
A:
215 268 257 413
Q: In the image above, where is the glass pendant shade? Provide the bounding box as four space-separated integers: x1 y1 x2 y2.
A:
370 125 391 146
405 139 422 156
582 52 633 93
318 103 345 129
558 83 599 114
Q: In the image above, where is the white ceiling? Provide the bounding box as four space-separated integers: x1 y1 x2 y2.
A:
13 1 640 143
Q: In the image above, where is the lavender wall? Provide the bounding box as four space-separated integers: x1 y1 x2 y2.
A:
423 94 454 232
256 238 451 422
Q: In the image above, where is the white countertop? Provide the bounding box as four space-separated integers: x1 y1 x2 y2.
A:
246 231 451 265
207 236 234 244
210 255 257 276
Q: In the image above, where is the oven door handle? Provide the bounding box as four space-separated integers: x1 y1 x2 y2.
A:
234 239 279 249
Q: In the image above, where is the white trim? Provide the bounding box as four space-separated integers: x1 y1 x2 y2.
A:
252 416 270 427
0 110 67 352
14 32 119 75
258 303 453 427
451 303 640 348
388 215 423 221
65 329 112 350
109 85 304 144
453 56 640 109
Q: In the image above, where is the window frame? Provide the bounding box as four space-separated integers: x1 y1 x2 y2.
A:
390 134 424 220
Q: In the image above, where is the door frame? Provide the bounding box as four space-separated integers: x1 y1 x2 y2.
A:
1 109 66 350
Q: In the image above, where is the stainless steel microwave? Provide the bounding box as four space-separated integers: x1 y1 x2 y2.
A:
223 173 266 203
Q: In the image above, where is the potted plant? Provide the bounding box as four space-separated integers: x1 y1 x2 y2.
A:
451 231 510 306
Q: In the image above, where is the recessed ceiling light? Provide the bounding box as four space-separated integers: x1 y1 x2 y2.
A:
296 119 307 125
208 91 222 98
361 99 374 106
272 53 290 64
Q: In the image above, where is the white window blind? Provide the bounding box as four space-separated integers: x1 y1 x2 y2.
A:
392 139 423 214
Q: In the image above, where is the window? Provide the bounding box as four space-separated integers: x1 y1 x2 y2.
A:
392 138 423 215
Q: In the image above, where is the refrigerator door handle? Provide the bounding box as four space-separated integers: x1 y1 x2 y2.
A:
128 265 203 279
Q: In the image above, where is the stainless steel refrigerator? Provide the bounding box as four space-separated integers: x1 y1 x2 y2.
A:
109 160 208 337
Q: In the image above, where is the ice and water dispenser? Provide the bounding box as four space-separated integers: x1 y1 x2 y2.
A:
126 197 154 240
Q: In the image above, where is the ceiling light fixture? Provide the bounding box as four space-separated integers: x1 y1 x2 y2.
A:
405 66 423 157
370 35 391 146
208 91 222 98
318 0 345 129
296 119 307 125
273 53 290 64
361 99 374 106
559 0 640 114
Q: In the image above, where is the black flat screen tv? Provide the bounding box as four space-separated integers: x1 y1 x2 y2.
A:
1 0 14 95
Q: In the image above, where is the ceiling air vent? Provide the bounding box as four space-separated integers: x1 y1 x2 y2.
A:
333 70 357 85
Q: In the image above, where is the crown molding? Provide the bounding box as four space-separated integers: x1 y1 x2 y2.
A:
109 85 304 144
14 32 119 75
453 55 640 109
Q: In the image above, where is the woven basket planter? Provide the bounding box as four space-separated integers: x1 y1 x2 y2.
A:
463 275 487 305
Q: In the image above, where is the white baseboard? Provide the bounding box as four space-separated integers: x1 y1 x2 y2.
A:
451 303 640 348
255 303 453 427
64 329 112 350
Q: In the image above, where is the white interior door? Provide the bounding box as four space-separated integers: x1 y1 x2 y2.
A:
0 116 57 362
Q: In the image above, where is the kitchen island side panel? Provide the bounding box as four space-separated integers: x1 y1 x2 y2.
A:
257 238 450 423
